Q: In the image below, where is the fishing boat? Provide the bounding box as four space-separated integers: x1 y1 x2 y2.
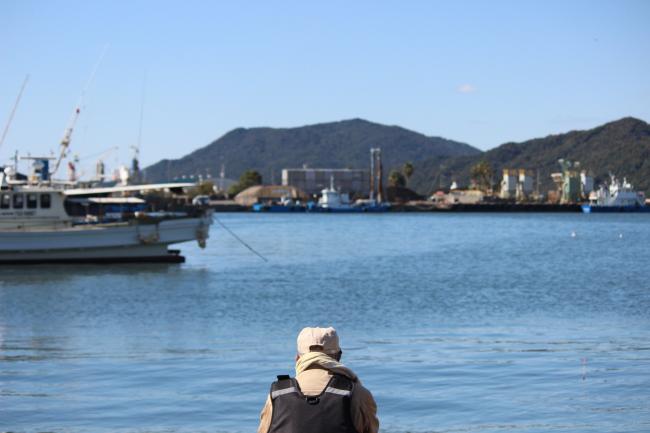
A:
0 161 212 264
581 175 649 213
0 58 216 264
353 198 391 213
252 195 306 212
311 180 357 212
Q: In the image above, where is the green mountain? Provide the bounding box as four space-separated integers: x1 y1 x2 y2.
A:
144 116 650 197
143 118 480 183
409 117 650 195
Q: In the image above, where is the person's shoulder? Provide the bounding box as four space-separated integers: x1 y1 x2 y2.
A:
351 379 376 403
348 377 379 432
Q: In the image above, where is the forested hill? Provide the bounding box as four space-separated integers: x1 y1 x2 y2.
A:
143 118 480 183
409 117 650 195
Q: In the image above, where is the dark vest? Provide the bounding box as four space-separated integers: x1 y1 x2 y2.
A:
267 373 358 433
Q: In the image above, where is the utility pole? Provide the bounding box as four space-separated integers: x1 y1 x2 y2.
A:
376 148 383 203
369 148 376 201
369 147 384 202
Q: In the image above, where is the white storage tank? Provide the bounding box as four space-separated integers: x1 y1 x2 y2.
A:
500 169 517 199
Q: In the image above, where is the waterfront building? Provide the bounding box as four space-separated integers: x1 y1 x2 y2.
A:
516 169 534 201
447 189 484 204
581 171 594 197
282 168 368 196
500 169 518 199
500 168 537 201
429 189 483 205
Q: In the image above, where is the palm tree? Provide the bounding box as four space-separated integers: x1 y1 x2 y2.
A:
402 162 414 185
388 170 406 188
470 160 493 192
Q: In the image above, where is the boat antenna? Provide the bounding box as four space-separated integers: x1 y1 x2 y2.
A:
51 44 109 177
137 71 146 154
130 71 146 183
0 74 29 151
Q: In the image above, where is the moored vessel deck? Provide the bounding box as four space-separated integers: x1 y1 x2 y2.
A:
581 175 648 213
0 162 213 264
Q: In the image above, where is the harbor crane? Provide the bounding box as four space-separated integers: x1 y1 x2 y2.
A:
51 45 108 178
52 106 82 176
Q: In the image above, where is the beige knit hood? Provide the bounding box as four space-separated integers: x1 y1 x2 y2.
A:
295 351 358 382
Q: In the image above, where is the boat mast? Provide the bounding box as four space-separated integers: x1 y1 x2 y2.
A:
131 71 146 184
0 74 29 152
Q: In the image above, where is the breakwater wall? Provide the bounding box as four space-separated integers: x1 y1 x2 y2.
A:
392 202 582 212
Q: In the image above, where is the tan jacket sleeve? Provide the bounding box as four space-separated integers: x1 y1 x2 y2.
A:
350 382 379 433
257 395 272 433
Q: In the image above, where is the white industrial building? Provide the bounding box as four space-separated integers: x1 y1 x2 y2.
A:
581 171 594 196
282 168 369 196
516 169 534 200
501 168 534 200
500 169 518 199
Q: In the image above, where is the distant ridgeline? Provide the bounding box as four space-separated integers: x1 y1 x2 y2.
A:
409 117 650 195
144 117 650 195
142 118 479 186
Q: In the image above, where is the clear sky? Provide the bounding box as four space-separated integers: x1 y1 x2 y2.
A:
1 0 649 176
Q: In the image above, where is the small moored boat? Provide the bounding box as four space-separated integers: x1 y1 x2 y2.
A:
581 175 649 213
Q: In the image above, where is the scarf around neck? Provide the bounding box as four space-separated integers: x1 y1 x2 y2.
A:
295 351 358 382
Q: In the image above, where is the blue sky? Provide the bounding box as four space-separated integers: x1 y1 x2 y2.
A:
1 0 649 175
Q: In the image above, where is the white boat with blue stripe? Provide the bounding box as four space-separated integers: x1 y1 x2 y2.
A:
581 175 649 213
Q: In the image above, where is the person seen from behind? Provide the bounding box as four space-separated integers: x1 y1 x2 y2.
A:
258 326 379 433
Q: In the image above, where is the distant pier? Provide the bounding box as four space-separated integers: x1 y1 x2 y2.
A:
209 200 583 213
392 202 582 213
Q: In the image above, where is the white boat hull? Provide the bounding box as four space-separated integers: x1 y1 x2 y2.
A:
0 215 212 263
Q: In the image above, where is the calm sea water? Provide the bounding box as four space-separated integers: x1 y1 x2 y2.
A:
1 213 650 433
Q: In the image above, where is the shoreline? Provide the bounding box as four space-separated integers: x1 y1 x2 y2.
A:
209 201 583 213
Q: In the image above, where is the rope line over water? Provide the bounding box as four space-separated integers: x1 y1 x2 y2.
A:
213 216 269 262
